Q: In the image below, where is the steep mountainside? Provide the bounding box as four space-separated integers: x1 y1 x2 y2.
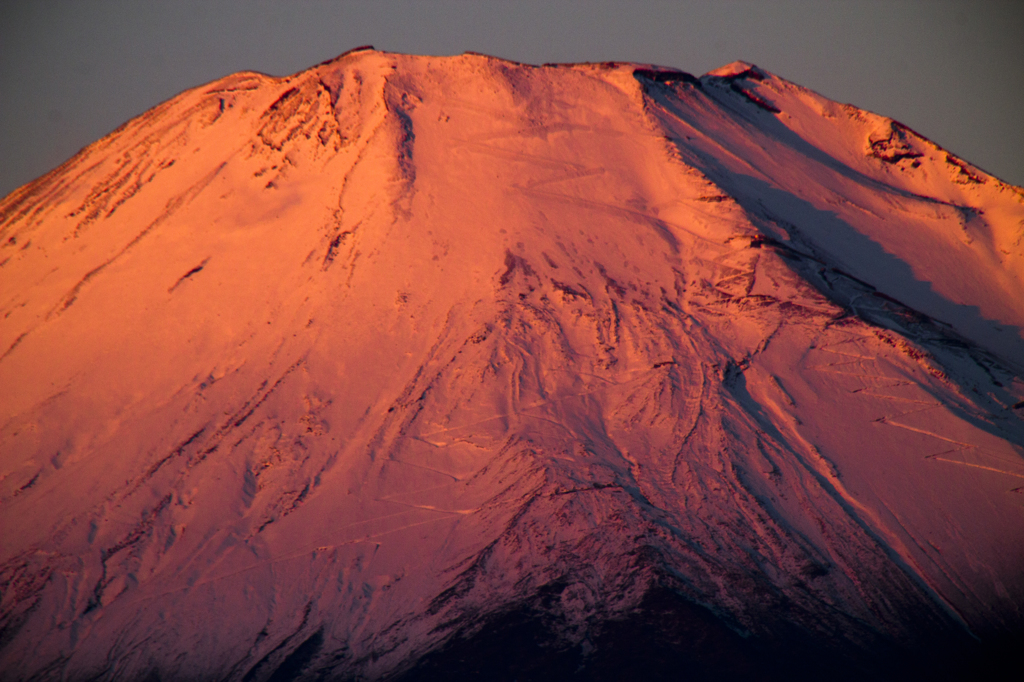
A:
1 49 1022 680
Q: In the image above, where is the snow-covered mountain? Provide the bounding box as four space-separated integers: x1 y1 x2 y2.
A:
1 48 1022 680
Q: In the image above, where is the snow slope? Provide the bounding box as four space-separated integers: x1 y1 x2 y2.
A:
1 49 1022 680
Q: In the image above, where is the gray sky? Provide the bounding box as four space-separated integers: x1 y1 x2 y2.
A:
2 0 1022 197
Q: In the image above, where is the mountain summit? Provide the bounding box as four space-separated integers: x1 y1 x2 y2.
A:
1 49 1022 680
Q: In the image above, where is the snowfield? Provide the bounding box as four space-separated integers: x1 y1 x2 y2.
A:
1 49 1022 680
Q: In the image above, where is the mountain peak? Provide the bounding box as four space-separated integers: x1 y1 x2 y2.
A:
1 50 1022 681
704 59 767 79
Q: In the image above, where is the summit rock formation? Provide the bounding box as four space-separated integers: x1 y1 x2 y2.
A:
1 49 1023 680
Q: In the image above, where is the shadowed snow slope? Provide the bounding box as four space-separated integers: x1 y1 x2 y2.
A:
1 50 1022 681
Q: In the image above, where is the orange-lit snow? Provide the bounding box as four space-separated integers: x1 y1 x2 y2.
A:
1 50 1022 679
